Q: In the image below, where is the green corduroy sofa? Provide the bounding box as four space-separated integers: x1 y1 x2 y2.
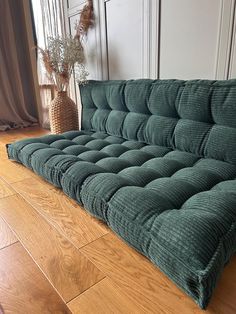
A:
7 79 236 309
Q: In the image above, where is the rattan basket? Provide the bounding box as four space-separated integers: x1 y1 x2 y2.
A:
49 91 79 134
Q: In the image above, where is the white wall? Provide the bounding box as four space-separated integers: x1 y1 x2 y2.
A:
65 0 236 83
228 1 236 78
159 0 222 79
106 0 143 79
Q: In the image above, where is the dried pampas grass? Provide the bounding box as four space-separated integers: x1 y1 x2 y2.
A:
35 36 88 91
37 47 54 76
75 0 94 40
33 0 94 92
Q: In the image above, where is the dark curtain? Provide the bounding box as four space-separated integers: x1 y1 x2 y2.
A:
0 0 38 131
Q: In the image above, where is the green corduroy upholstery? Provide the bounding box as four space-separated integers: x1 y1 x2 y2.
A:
7 79 236 309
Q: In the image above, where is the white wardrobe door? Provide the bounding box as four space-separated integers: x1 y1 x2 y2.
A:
106 0 143 79
159 0 222 80
67 0 86 10
228 5 236 78
229 43 236 78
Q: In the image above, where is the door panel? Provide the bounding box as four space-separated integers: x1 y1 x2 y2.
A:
159 0 222 79
106 0 144 79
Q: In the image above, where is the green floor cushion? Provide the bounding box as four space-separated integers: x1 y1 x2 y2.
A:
7 78 236 309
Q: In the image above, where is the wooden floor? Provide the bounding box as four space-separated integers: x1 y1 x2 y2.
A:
0 127 235 314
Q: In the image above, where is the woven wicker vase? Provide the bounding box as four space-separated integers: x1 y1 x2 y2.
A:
49 91 79 134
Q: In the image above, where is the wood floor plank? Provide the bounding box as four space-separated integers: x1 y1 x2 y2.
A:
0 133 27 145
68 277 144 314
0 178 15 199
0 159 40 184
0 242 71 314
207 257 236 314
0 145 8 160
12 178 109 248
20 127 49 138
0 216 17 250
81 233 236 314
0 127 49 145
0 130 24 145
81 233 193 314
0 195 105 302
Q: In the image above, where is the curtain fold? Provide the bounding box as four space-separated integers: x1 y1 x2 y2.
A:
31 0 66 128
0 0 38 131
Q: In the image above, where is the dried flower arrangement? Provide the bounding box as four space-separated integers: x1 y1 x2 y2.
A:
75 0 94 40
37 36 88 92
37 0 94 92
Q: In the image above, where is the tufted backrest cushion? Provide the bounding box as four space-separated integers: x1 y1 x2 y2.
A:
80 79 236 165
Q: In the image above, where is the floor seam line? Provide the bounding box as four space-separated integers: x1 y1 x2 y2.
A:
0 240 19 251
66 276 107 304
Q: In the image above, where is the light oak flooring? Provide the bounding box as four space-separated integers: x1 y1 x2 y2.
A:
0 127 235 314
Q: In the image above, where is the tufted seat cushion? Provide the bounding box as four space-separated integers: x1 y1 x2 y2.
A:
7 79 236 309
